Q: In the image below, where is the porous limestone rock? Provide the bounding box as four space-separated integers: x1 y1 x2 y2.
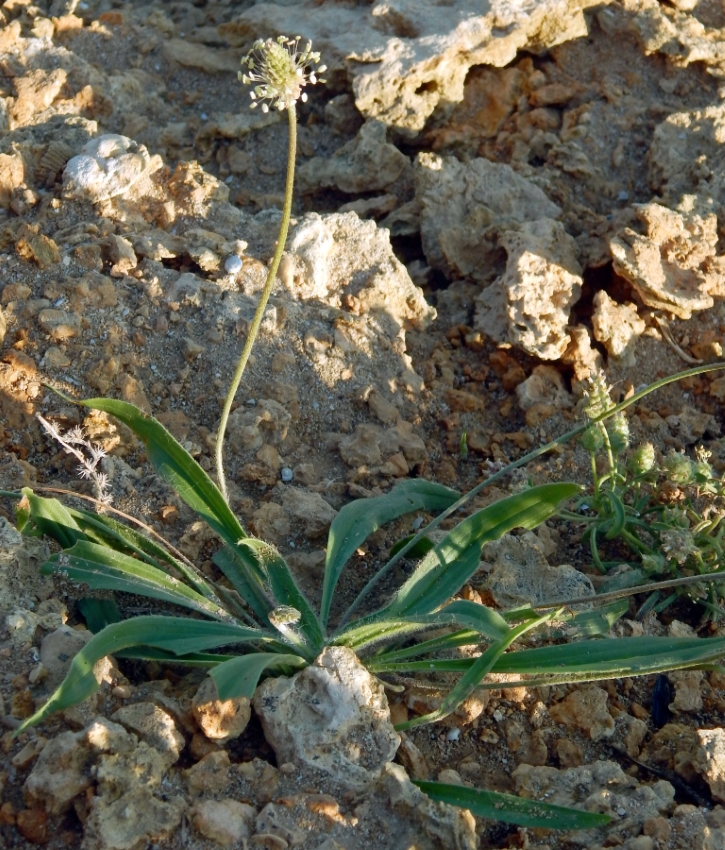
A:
252 763 477 850
63 134 161 203
279 487 337 538
192 676 251 744
549 686 615 741
609 203 723 319
190 799 256 847
253 646 400 793
222 0 604 137
513 760 675 840
111 702 185 762
474 533 594 609
695 729 725 804
298 119 409 195
475 218 582 359
416 153 562 284
516 365 575 411
592 291 645 365
0 516 51 618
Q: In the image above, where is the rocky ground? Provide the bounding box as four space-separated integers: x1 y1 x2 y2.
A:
2 0 725 848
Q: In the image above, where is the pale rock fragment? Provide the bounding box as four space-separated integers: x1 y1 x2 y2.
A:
192 676 251 744
0 152 25 208
592 291 645 365
516 365 574 411
63 134 161 203
416 153 561 283
298 119 409 195
513 760 675 829
106 234 137 277
609 203 720 319
40 625 113 689
227 399 292 453
694 729 725 804
475 533 593 609
161 38 241 74
254 646 400 793
280 487 337 538
668 670 704 714
191 799 256 847
10 68 67 127
111 702 185 762
24 729 94 814
549 686 615 741
223 0 598 136
476 218 582 360
665 406 720 446
0 517 51 617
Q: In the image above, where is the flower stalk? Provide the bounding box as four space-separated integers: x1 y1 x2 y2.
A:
215 37 325 503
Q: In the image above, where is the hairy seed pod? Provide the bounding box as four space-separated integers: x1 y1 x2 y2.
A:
628 443 655 475
606 412 630 455
579 424 604 453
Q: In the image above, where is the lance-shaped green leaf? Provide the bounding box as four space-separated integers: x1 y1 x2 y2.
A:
17 488 84 549
77 398 267 596
335 600 509 653
42 541 233 622
209 652 307 700
16 616 268 732
66 504 215 600
396 612 554 729
414 781 611 829
321 480 460 628
370 634 725 680
213 546 275 624
239 539 323 655
379 484 581 620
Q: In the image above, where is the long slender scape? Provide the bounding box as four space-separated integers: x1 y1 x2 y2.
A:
215 106 297 503
336 361 725 629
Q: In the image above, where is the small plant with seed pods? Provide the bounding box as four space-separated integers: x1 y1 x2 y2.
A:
559 373 725 621
5 35 725 834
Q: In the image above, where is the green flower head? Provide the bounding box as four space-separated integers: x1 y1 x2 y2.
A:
240 35 327 113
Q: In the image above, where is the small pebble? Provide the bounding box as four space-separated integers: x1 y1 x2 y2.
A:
280 467 293 483
446 728 460 741
224 255 243 275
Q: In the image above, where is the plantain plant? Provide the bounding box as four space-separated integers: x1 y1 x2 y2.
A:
4 33 725 833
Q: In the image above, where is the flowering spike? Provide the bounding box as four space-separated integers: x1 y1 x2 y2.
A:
240 34 326 112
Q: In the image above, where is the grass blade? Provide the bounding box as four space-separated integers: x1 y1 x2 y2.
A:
17 616 268 732
209 652 307 700
42 541 233 622
17 488 83 549
380 484 581 619
414 781 611 829
322 480 460 628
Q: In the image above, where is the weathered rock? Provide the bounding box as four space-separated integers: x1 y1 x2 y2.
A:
161 38 241 74
39 625 112 690
549 686 615 741
190 799 256 847
280 487 337 538
24 729 94 815
592 291 645 365
475 533 594 609
0 152 25 208
516 365 574 411
253 646 400 793
63 134 161 203
223 0 602 136
695 729 725 804
298 119 409 194
609 204 722 319
416 153 561 284
513 760 675 838
475 218 582 359
226 399 292 454
0 517 51 618
192 676 251 744
111 702 185 762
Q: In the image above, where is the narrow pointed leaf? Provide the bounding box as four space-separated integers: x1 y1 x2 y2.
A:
17 616 268 732
77 398 268 604
335 601 508 653
42 541 232 622
414 781 610 829
382 484 581 619
322 480 460 628
76 598 121 633
239 539 323 653
213 546 274 623
396 613 554 729
209 652 307 700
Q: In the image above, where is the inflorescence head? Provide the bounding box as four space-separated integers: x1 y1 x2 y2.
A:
239 35 326 113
